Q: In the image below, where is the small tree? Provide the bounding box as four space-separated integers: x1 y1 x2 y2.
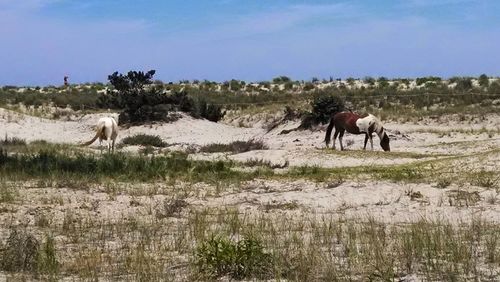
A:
377 77 389 88
273 76 291 84
229 79 242 91
98 70 224 123
98 70 176 123
364 76 375 85
312 94 344 123
478 74 489 88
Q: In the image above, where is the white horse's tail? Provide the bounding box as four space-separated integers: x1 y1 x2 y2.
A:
81 125 104 147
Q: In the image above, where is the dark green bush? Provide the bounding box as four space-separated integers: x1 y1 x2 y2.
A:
377 77 389 88
121 134 167 147
309 93 345 125
479 74 489 88
195 99 226 122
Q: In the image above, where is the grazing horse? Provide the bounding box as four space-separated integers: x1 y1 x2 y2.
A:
81 117 119 153
324 112 390 151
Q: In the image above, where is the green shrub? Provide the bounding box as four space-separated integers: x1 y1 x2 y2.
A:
478 74 489 88
199 139 267 153
195 99 226 122
121 134 167 147
377 77 389 88
364 76 375 85
195 235 273 279
308 93 345 125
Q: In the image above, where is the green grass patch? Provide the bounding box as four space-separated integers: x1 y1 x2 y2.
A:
0 148 248 183
321 148 450 159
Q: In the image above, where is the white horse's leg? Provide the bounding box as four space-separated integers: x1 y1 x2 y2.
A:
99 139 103 154
370 134 374 150
107 138 111 153
363 134 368 150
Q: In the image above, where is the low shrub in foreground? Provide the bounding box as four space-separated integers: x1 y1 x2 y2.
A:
199 139 268 154
121 134 168 147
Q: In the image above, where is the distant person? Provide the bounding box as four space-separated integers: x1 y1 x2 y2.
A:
64 76 69 86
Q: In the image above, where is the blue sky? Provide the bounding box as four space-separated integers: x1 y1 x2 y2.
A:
0 0 499 85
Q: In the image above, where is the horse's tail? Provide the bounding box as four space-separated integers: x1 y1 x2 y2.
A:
81 125 103 147
324 117 335 147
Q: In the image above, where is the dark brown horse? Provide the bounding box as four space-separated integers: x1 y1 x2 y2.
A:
325 112 390 151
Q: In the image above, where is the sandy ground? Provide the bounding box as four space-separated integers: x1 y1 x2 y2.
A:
1 108 499 226
1 108 500 280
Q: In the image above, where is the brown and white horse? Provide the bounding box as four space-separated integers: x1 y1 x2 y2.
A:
324 112 390 151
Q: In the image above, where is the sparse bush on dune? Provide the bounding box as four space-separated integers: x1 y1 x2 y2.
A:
121 134 168 148
199 139 267 154
192 98 226 122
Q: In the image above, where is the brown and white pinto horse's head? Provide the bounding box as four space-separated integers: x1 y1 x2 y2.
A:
379 127 390 151
357 114 390 151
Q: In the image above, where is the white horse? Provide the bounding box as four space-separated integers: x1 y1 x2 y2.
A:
81 117 119 153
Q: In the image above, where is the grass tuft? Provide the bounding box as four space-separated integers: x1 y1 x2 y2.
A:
195 234 273 280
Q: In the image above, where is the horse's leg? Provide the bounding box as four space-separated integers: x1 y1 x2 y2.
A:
339 129 345 151
112 138 115 153
363 134 369 150
369 133 374 150
107 138 111 154
333 128 340 150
